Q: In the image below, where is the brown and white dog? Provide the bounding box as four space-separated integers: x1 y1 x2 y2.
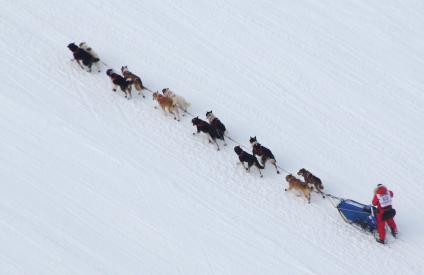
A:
162 88 190 114
152 91 180 121
285 174 312 203
106 69 133 99
297 168 325 198
121 66 145 98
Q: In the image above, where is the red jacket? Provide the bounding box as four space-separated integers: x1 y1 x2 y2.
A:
372 185 393 210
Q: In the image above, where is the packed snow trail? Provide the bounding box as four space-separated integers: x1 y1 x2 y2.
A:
1 0 424 274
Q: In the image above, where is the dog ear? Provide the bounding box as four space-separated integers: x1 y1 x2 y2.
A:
67 43 78 51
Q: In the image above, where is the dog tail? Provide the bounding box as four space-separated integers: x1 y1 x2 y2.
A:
135 79 143 91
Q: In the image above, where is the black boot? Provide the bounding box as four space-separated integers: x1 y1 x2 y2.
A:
390 228 398 238
376 238 385 244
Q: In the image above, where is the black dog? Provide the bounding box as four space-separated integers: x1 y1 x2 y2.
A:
67 43 98 72
297 168 325 198
106 69 133 99
206 111 227 146
192 117 220 150
234 145 264 177
249 136 280 174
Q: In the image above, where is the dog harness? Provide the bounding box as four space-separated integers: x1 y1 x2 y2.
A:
253 144 265 155
110 74 121 81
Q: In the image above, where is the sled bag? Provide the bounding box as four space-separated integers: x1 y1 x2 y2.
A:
337 199 377 232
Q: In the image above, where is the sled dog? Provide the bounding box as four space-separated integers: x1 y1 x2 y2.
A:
162 88 191 114
191 117 220 150
152 91 180 121
285 174 312 203
79 42 101 72
206 111 227 146
106 69 133 99
121 66 145 98
67 42 98 72
297 168 325 198
234 145 264 177
249 136 279 174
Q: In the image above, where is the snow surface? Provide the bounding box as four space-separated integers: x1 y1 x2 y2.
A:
1 0 424 274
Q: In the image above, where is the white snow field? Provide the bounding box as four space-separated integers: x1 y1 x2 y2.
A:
1 0 424 274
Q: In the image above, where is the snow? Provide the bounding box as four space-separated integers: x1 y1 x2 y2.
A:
1 0 424 274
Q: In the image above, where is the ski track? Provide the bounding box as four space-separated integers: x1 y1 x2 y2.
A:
1 0 424 274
